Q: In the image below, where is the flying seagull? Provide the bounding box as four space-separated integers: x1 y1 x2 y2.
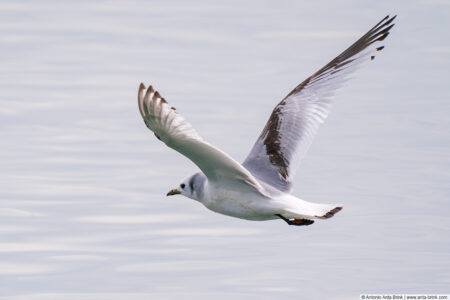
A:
138 15 396 226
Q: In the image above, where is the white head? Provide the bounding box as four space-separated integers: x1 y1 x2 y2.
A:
166 172 204 201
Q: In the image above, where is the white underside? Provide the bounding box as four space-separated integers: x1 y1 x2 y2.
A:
201 181 341 221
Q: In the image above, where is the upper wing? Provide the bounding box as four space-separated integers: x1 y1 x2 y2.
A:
243 15 396 193
138 83 262 189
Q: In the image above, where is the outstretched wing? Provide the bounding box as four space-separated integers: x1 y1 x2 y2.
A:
138 83 261 189
243 15 396 193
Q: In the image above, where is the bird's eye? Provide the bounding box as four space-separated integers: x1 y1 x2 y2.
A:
180 183 185 189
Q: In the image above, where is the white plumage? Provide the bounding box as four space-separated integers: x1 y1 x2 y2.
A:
138 15 396 226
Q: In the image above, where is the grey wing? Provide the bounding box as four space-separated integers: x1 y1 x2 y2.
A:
243 15 396 193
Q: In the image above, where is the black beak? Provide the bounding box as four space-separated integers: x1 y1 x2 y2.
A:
166 189 181 196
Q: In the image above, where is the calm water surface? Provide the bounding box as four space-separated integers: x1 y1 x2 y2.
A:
1 1 449 299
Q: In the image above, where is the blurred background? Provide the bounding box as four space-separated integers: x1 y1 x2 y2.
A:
1 0 449 299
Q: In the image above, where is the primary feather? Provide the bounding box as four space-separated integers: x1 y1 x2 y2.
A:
243 15 396 193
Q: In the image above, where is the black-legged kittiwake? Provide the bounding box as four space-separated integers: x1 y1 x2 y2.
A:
137 15 396 226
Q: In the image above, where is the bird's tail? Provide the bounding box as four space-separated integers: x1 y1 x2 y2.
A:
310 203 343 219
282 197 343 220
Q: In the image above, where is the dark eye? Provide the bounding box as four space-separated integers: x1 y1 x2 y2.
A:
180 183 185 189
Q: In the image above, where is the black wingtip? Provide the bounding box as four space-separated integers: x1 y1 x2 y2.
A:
377 31 391 42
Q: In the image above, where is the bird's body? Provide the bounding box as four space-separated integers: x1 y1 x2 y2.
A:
204 181 276 221
206 191 335 222
138 15 396 226
181 172 338 222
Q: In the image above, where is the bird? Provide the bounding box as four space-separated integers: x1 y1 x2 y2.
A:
137 15 396 226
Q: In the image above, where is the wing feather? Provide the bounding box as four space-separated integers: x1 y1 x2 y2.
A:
243 15 396 193
138 84 262 189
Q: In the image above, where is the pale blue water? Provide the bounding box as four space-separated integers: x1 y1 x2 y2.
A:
1 1 449 299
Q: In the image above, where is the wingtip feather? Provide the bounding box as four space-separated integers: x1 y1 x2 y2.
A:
143 85 155 116
138 83 146 98
138 83 147 117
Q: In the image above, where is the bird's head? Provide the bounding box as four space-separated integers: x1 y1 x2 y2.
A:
166 173 204 201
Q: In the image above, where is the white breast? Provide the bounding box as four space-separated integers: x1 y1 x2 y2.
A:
201 181 280 221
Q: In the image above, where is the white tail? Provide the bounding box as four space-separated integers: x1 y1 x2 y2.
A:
281 196 343 221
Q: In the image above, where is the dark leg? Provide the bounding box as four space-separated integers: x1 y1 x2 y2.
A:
275 214 291 225
290 218 314 226
275 214 315 226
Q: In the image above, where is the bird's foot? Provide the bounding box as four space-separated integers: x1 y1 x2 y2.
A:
275 214 314 226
